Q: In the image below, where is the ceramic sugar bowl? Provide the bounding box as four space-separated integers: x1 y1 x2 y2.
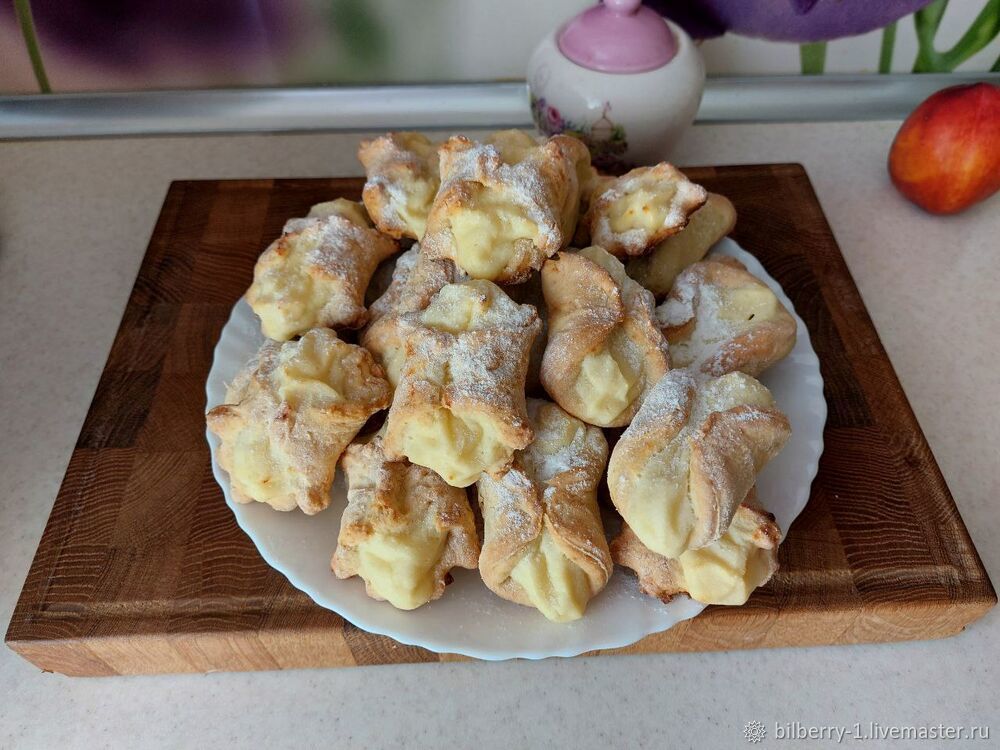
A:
528 0 704 173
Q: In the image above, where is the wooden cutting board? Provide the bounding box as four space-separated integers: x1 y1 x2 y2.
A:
6 165 995 676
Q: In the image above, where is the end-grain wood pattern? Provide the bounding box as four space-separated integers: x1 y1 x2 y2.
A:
6 167 995 676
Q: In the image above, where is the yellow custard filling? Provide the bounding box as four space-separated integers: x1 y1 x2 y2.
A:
678 509 773 605
231 430 288 506
401 408 510 488
509 531 592 623
448 189 540 280
253 232 325 342
355 523 449 610
486 129 538 164
378 340 407 389
718 286 781 323
397 179 437 239
624 441 694 559
308 198 372 226
607 185 678 235
574 336 639 426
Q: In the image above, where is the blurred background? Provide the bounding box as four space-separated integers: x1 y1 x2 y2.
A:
2 0 998 94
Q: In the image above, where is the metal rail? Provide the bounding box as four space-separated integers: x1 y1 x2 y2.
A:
0 73 995 139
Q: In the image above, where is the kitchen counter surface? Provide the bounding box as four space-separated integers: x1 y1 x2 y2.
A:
1 122 997 749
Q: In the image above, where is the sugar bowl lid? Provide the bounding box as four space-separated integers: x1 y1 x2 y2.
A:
557 0 677 74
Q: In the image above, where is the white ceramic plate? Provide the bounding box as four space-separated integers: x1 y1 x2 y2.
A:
205 238 826 660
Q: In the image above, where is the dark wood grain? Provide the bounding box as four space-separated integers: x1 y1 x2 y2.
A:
6 167 995 676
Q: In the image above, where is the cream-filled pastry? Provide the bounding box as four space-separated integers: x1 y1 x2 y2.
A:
382 279 541 487
421 130 591 283
584 163 707 257
247 199 398 340
626 192 737 298
540 245 669 427
611 489 780 606
206 328 391 514
477 399 611 622
332 435 479 610
358 132 441 240
656 257 796 377
607 369 790 559
361 246 461 388
500 272 547 395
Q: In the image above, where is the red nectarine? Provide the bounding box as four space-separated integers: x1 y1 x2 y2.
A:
888 82 1000 215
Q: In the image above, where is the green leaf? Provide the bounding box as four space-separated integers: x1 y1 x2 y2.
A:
799 42 827 75
328 0 388 66
914 0 1000 72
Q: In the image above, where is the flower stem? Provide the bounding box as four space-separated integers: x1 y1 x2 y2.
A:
879 21 897 73
914 0 1000 72
799 42 827 75
13 0 51 93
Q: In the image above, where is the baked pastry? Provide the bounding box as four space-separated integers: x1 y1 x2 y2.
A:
607 369 790 559
246 199 398 340
656 257 796 377
571 167 613 246
626 192 737 298
501 271 547 395
584 163 707 257
477 399 611 622
382 279 541 487
611 488 780 606
206 328 391 514
332 434 480 610
421 130 591 283
540 245 669 427
361 246 461 388
358 132 441 240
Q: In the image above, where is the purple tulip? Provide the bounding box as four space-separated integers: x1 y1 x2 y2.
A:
646 0 935 42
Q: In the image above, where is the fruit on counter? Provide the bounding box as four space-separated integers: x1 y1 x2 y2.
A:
888 82 1000 215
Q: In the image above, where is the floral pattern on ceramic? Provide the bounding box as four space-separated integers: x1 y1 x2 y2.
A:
531 96 628 173
527 18 704 170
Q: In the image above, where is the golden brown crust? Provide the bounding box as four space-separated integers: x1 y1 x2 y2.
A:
656 257 797 377
626 192 737 299
610 523 684 602
332 435 480 607
421 131 591 283
358 132 441 240
540 246 669 427
246 201 399 340
360 246 461 388
206 329 391 514
477 399 611 613
607 369 790 557
500 272 547 395
584 163 707 258
381 280 542 486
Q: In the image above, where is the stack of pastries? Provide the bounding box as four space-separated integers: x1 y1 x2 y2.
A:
207 130 799 623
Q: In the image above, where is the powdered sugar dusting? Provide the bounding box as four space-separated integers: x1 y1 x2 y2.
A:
589 164 707 256
440 136 562 251
655 259 795 376
657 277 735 369
358 132 441 237
522 400 598 485
391 280 540 431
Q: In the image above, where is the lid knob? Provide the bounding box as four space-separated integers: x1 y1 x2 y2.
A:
605 0 642 14
558 1 677 74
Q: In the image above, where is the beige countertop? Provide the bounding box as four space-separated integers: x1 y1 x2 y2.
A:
1 122 997 749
